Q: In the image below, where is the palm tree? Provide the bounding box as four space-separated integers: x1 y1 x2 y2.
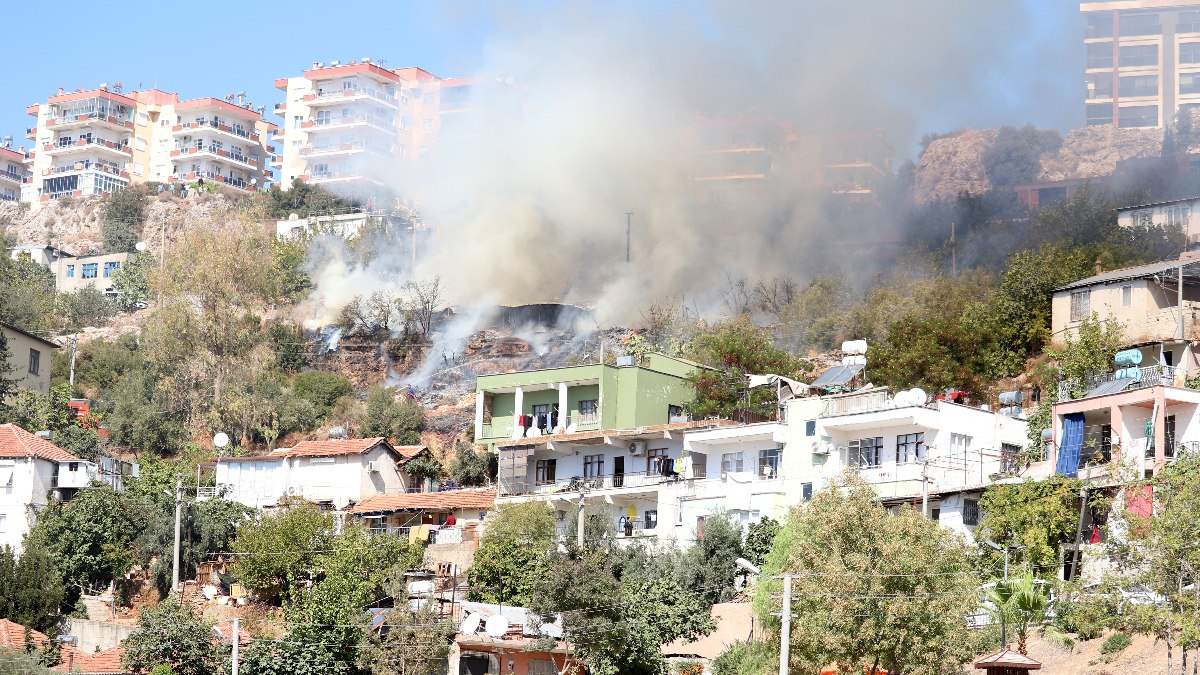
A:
986 571 1075 655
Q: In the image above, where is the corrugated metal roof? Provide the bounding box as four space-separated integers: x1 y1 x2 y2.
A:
1118 195 1200 212
1054 259 1200 292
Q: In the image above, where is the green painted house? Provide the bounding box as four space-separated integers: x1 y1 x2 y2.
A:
473 354 701 445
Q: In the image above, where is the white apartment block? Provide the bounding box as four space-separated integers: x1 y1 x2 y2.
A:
23 86 273 209
272 60 488 193
0 148 27 202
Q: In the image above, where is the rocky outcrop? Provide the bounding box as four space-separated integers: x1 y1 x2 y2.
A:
1038 126 1163 182
912 129 998 204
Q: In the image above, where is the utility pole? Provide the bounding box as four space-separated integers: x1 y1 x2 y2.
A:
576 489 587 550
921 458 930 518
625 212 632 264
172 474 183 593
779 574 792 675
230 617 240 675
1178 262 1186 340
158 214 167 307
950 221 957 277
68 334 78 387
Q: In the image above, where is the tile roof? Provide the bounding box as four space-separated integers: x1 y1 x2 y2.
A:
273 437 390 457
52 646 126 674
0 424 81 462
348 488 497 514
0 618 47 650
973 647 1042 669
494 419 735 448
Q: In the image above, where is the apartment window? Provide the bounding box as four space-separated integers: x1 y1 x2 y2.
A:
1166 205 1192 228
528 661 557 675
81 263 98 279
758 447 782 479
1121 284 1133 307
292 115 303 129
1087 102 1114 126
802 482 813 501
1118 105 1159 128
1086 12 1113 39
398 115 409 131
646 448 667 474
28 349 40 375
136 111 149 126
1180 11 1200 33
804 419 816 436
131 162 143 176
962 499 980 527
579 399 599 424
1119 11 1161 37
852 437 885 467
583 454 604 479
1119 44 1158 67
66 265 75 278
135 137 147 152
1001 442 1022 473
1087 42 1114 70
103 261 121 278
897 433 926 463
535 459 556 485
423 118 434 134
1087 73 1114 100
644 510 658 530
721 452 744 474
1119 74 1158 98
1070 290 1091 322
1180 41 1200 63
1165 414 1177 458
950 433 972 456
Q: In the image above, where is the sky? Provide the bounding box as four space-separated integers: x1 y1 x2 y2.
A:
3 0 1083 161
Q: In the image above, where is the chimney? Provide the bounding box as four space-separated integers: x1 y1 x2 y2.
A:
1095 258 1103 275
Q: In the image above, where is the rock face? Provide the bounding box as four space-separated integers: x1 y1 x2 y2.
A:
1038 126 1163 182
912 129 998 204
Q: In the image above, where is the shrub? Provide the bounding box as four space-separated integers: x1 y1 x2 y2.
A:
1100 632 1132 655
293 371 354 418
102 187 148 253
361 386 424 444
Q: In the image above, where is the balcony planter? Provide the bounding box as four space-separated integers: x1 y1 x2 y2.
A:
119 171 129 179
74 162 84 170
172 125 183 132
301 121 314 129
43 144 53 152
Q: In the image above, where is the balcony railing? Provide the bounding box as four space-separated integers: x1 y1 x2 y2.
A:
1057 365 1179 402
309 115 395 130
0 170 22 182
174 119 260 142
44 138 130 154
45 160 124 177
824 389 893 416
502 470 679 496
307 87 398 106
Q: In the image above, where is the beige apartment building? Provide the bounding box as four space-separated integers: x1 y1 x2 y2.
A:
0 322 56 396
23 85 274 209
0 147 27 202
55 252 131 297
1082 0 1200 128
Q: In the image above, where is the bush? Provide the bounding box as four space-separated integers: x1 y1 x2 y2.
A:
1100 632 1132 655
293 371 354 418
101 187 148 254
58 286 118 330
361 386 423 444
449 442 491 486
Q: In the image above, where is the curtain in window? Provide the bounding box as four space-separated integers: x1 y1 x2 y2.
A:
1056 413 1085 477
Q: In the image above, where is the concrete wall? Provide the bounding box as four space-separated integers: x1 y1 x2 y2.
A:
217 444 409 509
66 617 134 652
0 457 56 553
56 252 130 296
0 325 55 396
1052 277 1200 343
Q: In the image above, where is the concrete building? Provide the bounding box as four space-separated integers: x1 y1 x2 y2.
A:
204 437 430 510
7 243 70 272
1081 0 1200 127
474 354 700 447
451 602 579 675
347 488 496 546
1117 195 1200 232
0 322 57 396
1051 257 1200 347
55 252 130 297
0 147 27 202
23 85 273 208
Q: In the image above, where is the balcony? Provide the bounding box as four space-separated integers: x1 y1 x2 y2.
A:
501 470 678 497
46 112 134 132
169 171 254 192
304 115 394 135
25 126 36 139
172 120 261 144
273 102 286 117
170 146 261 171
43 160 126 179
299 141 384 158
0 170 22 184
1057 365 1179 402
304 87 399 108
300 170 381 187
43 138 131 158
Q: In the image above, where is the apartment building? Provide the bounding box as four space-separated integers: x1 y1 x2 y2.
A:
1081 0 1200 127
0 147 27 202
0 322 57 396
55 252 130 297
473 353 700 447
24 85 273 208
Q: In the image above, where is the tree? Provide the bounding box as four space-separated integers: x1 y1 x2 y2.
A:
448 442 490 486
0 330 17 419
26 485 138 603
756 475 984 675
685 316 810 419
976 475 1087 577
267 322 305 374
401 276 443 336
58 286 118 331
120 602 218 675
0 649 53 675
293 371 354 419
237 641 349 675
0 250 57 335
467 502 557 606
111 253 152 311
258 182 355 219
743 516 779 568
401 448 443 485
361 387 423 444
0 540 65 634
229 501 335 599
358 606 455 675
985 570 1073 655
679 511 744 604
712 640 776 675
1050 315 1126 399
52 424 105 462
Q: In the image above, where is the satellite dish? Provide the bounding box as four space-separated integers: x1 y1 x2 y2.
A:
135 241 147 252
484 615 510 638
213 432 230 448
911 388 928 405
459 613 482 635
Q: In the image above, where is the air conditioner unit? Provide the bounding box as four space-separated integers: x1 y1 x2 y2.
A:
629 441 647 456
811 440 829 456
366 461 379 473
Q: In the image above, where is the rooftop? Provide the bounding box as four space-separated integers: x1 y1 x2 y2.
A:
0 424 80 462
0 320 60 348
1053 258 1200 292
494 419 735 449
347 488 497 514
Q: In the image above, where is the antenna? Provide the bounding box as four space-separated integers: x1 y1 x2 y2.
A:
1 136 11 150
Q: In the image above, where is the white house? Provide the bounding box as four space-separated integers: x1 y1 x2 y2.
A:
0 424 118 553
205 436 429 510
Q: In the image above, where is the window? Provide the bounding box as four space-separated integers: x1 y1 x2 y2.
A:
1182 73 1200 96
1086 12 1113 38
950 433 972 456
1166 205 1191 227
584 454 604 478
1118 105 1159 128
579 399 599 424
103 261 121 277
802 482 813 501
1121 284 1133 307
647 448 667 474
28 349 40 375
1182 42 1200 64
1119 44 1158 67
758 447 782 479
535 459 556 485
1119 74 1158 98
1001 443 1022 473
423 118 434 134
529 661 557 675
292 115 303 129
1118 11 1161 37
1087 102 1114 126
82 263 98 279
668 404 686 421
852 437 884 467
721 452 744 474
1180 10 1200 33
644 510 657 529
66 265 75 278
135 137 147 152
1070 290 1091 322
136 111 149 126
68 462 78 472
962 499 980 527
1165 414 1177 458
804 419 816 436
1087 42 1114 69
897 433 926 463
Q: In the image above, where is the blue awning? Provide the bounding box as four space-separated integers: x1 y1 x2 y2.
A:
1056 412 1085 477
